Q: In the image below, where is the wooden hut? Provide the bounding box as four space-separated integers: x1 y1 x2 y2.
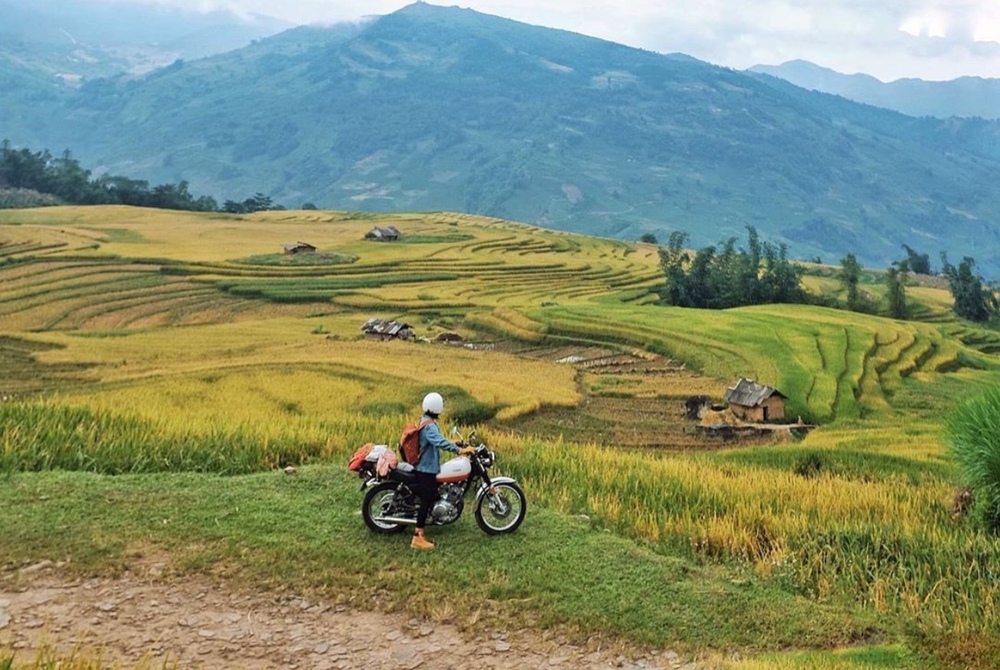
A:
361 318 414 340
723 378 786 422
364 226 401 241
282 241 316 255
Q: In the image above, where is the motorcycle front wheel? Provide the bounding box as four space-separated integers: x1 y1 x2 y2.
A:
362 482 408 534
475 482 527 535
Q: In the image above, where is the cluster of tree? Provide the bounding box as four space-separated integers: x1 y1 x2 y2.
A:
940 254 998 323
902 244 932 275
839 247 997 323
222 193 281 214
658 227 806 309
0 141 282 215
0 142 217 212
836 253 909 320
659 231 997 325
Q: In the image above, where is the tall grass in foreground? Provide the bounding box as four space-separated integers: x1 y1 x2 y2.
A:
4 395 998 637
945 386 1000 532
0 399 397 474
491 428 1000 637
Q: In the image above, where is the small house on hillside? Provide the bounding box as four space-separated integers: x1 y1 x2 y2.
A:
723 378 786 422
364 226 401 242
283 241 316 255
361 318 414 341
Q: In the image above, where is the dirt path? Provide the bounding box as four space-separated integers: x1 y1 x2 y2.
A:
0 562 699 669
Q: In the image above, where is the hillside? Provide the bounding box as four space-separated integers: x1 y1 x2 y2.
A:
5 3 1000 276
3 205 1000 668
750 60 1000 120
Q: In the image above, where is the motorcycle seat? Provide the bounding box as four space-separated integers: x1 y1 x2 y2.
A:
389 468 418 484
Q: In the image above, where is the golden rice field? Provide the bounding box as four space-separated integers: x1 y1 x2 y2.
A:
3 205 1000 667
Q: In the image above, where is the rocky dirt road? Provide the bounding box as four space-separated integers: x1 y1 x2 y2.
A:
0 561 700 669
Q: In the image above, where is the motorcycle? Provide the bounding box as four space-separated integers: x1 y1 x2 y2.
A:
353 429 526 535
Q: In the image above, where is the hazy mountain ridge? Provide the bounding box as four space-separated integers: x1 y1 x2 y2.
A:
750 60 1000 120
0 0 290 79
5 3 1000 274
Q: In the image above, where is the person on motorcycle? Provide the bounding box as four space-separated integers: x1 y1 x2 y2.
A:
412 391 475 551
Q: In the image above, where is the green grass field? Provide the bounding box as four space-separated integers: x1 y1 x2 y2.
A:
2 206 999 669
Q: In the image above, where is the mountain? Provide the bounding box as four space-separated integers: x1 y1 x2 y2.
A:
5 2 1000 275
749 60 1000 120
0 0 291 79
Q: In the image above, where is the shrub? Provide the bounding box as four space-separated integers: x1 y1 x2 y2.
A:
945 387 1000 532
793 452 824 478
0 187 61 208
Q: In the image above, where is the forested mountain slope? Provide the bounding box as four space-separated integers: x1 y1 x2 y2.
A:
5 2 1000 274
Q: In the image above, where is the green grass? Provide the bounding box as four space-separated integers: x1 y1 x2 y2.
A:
86 228 146 244
0 466 885 654
395 233 475 244
238 251 358 266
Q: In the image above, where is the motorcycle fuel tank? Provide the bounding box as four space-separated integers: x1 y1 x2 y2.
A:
437 456 471 483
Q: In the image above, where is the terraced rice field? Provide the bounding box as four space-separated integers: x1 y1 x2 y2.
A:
0 208 661 334
1 206 991 429
6 206 1000 667
480 302 983 424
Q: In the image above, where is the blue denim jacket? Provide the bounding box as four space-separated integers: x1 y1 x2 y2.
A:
416 415 460 474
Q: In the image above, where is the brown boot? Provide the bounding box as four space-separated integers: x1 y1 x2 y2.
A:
411 529 435 551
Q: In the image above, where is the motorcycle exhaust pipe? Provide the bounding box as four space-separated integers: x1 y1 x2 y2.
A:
374 516 417 525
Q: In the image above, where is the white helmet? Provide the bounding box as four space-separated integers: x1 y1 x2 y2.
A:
422 392 444 416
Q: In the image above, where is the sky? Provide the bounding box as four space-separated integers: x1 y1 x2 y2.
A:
100 0 1000 82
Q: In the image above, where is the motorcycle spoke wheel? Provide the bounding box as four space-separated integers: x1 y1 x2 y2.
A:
474 482 526 535
362 482 407 534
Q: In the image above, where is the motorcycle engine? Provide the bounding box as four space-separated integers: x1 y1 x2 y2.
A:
431 483 465 524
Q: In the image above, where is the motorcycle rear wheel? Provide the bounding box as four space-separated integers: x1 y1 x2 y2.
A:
362 482 408 534
475 482 526 535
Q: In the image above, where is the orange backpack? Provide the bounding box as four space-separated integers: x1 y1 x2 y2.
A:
399 418 433 466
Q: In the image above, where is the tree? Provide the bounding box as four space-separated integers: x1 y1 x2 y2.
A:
885 261 908 320
940 254 998 323
760 242 805 304
639 232 658 244
0 143 51 191
97 175 151 206
223 199 247 214
1 139 219 213
658 228 805 309
713 237 741 308
741 226 763 306
902 244 932 275
838 254 863 311
687 245 718 308
658 231 690 307
51 149 94 203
